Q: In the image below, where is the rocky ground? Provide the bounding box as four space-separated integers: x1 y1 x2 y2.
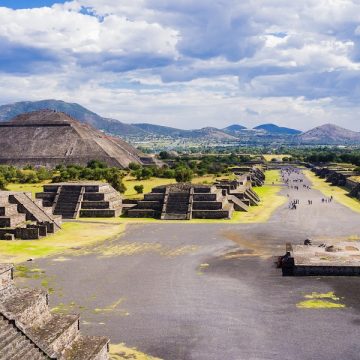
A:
19 170 360 360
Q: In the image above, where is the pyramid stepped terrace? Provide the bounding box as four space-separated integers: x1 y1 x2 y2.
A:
36 183 122 219
126 183 234 220
0 264 109 359
0 110 153 168
0 191 61 240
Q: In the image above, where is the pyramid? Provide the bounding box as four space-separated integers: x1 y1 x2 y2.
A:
0 110 146 168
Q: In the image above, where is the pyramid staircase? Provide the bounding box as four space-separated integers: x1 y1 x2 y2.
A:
37 183 122 219
128 184 233 220
0 192 61 240
161 188 191 220
0 264 109 359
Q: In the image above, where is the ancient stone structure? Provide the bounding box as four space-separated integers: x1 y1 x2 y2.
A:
279 242 360 276
312 166 360 199
0 110 153 168
230 166 265 187
126 183 233 220
214 175 261 211
36 183 122 219
0 192 61 240
0 263 109 359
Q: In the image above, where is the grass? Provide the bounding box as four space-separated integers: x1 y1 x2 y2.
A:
7 181 50 198
305 170 360 214
296 292 345 309
263 154 290 162
0 221 125 264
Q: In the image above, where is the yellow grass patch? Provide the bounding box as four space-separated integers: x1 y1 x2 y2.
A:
304 170 360 214
0 221 125 264
110 343 162 360
297 292 345 309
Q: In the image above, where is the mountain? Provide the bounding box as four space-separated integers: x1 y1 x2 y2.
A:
188 127 238 140
0 99 145 137
254 123 301 135
222 124 248 136
299 124 360 144
131 123 188 137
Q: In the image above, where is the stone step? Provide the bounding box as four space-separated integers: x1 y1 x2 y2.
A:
0 213 27 228
26 314 80 357
0 288 49 328
0 204 18 217
61 335 109 360
79 209 121 218
163 213 188 220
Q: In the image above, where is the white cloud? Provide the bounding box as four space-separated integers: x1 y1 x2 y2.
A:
0 0 360 130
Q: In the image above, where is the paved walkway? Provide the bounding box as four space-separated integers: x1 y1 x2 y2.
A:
21 169 360 360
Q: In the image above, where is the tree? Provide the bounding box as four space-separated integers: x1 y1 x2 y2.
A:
134 185 144 194
108 172 127 193
175 168 193 183
0 175 7 190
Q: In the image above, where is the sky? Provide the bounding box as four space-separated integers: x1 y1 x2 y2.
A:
0 1 360 131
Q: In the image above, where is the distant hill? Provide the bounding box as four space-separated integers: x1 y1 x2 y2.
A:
131 123 188 137
1 100 359 145
254 123 301 135
299 124 360 144
222 124 247 136
0 100 144 137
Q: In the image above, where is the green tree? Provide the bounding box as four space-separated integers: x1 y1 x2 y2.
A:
175 168 193 183
134 185 144 194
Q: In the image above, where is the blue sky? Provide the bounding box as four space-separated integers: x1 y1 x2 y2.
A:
0 1 65 9
0 0 360 131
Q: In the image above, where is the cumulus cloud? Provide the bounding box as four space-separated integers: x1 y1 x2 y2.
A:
0 0 360 130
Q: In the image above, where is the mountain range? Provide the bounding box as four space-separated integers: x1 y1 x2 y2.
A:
0 99 359 145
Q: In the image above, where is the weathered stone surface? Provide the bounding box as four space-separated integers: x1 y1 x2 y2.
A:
0 110 146 168
0 263 110 359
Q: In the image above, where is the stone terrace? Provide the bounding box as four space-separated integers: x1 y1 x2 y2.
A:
36 182 122 219
126 183 233 220
0 191 61 240
0 264 109 359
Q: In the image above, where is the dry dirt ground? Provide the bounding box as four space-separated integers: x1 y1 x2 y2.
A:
18 170 360 360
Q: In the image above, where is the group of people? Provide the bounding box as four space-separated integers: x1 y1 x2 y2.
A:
281 167 336 211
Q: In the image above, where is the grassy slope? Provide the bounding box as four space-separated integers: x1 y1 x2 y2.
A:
7 182 50 198
0 221 125 264
304 170 360 214
263 154 290 162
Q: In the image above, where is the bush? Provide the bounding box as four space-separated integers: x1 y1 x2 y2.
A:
129 162 141 171
134 185 144 194
108 172 127 193
0 175 8 190
175 168 193 183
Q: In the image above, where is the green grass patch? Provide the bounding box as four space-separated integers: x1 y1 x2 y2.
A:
305 170 360 214
0 221 125 264
7 181 50 198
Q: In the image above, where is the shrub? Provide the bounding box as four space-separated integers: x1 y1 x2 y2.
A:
175 168 193 183
134 185 144 194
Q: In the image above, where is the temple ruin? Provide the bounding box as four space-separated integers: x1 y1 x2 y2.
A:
36 183 122 219
0 263 109 359
0 191 61 240
0 110 154 168
126 183 234 220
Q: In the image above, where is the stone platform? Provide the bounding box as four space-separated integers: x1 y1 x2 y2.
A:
0 191 61 240
280 241 360 276
0 264 109 359
127 183 233 220
36 182 122 219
